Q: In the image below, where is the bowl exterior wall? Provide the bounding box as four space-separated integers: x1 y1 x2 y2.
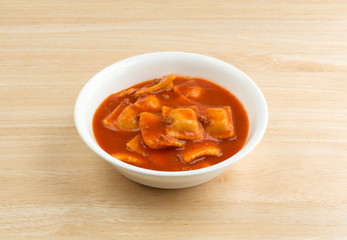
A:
114 165 224 189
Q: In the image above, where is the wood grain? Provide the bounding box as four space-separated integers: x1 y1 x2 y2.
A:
1 0 346 239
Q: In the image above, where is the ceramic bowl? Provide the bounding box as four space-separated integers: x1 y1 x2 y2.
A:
74 52 268 189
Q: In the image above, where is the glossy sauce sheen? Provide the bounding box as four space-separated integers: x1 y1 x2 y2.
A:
93 76 249 171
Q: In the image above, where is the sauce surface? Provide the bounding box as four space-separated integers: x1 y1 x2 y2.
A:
93 75 249 171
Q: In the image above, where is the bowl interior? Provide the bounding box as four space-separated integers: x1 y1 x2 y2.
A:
75 52 268 175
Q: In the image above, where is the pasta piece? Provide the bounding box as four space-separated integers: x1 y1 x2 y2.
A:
135 74 175 97
112 153 143 165
161 105 173 117
139 112 184 149
175 95 192 106
162 106 204 140
103 101 130 131
173 81 203 99
134 94 161 112
126 134 146 156
180 143 221 163
169 108 200 132
116 104 139 131
203 106 235 139
118 88 136 98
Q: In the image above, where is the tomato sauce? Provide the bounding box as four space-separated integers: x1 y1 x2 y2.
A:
92 75 249 171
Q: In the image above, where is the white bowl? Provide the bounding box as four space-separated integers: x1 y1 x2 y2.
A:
74 52 268 189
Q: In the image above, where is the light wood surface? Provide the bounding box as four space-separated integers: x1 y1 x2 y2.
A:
1 0 347 239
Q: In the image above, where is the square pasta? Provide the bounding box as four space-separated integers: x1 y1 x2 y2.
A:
112 153 143 165
126 134 147 156
134 94 162 112
162 106 204 140
173 80 203 99
139 112 184 149
135 74 175 97
203 106 235 139
103 102 139 131
180 141 221 163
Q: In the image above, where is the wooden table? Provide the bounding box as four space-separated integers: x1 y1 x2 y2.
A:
1 0 346 239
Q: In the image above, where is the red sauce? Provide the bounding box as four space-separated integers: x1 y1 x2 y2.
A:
93 75 249 171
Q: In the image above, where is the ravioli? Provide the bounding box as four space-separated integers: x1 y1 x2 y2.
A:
203 106 235 139
118 88 136 98
134 94 161 112
175 95 192 106
102 102 139 131
180 142 221 163
116 104 139 131
135 74 175 97
112 153 143 165
126 134 147 156
173 80 203 99
162 106 204 140
139 112 184 149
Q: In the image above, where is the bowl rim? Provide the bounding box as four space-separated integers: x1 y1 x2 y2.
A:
74 51 268 177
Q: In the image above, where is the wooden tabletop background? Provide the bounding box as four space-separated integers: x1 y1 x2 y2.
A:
1 0 346 239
